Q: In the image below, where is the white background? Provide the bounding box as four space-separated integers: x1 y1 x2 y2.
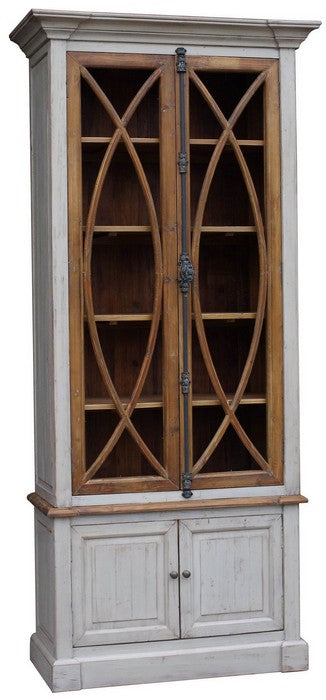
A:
0 0 325 697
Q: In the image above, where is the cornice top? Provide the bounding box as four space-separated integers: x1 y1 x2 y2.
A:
10 9 321 58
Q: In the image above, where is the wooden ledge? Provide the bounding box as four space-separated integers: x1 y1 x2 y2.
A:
27 492 308 518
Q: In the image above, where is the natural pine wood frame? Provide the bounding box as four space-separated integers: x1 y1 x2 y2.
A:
67 52 283 496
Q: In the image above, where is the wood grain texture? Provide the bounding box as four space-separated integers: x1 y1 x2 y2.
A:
27 492 308 518
187 57 276 72
160 57 180 486
264 61 284 482
67 55 85 494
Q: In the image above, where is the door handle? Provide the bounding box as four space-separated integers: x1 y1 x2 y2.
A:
182 570 191 578
170 571 179 579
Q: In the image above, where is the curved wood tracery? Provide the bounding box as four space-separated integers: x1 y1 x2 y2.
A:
81 66 166 481
190 69 269 475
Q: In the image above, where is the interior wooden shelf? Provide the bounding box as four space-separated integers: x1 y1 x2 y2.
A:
89 313 256 323
81 136 160 144
189 139 264 146
198 312 257 320
87 312 257 323
85 396 163 410
83 225 256 235
82 137 263 147
193 394 266 406
93 313 154 322
198 226 257 233
84 393 266 411
82 225 152 233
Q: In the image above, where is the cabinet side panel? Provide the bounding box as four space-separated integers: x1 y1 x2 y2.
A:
30 52 56 499
49 41 72 504
35 511 55 652
279 49 300 493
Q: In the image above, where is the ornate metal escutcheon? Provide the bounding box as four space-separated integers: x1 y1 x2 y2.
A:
182 472 193 498
179 253 195 293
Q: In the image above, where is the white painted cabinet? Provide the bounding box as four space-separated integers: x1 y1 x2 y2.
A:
10 9 318 692
71 514 283 648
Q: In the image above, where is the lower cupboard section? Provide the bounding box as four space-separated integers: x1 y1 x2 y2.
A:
72 512 283 646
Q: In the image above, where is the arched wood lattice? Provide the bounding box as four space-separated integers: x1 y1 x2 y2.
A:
82 66 165 483
189 68 269 476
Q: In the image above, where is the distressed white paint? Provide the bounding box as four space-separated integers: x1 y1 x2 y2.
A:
53 518 73 659
280 49 301 495
35 512 55 651
29 39 71 506
10 11 320 59
72 485 286 506
71 504 282 527
30 630 308 691
283 505 301 640
34 512 73 660
30 50 56 501
179 514 283 637
72 520 179 645
30 633 81 692
49 40 71 505
281 639 308 672
67 41 280 59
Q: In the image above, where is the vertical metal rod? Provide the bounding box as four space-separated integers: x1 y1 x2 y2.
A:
176 47 193 499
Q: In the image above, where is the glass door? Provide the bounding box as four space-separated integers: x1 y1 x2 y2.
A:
68 53 179 495
185 57 283 489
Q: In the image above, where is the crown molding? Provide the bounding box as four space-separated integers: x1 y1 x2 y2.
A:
10 10 321 58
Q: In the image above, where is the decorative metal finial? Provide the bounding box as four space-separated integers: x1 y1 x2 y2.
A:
175 47 187 72
182 472 193 499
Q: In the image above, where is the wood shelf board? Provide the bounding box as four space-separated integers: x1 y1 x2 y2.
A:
82 138 262 147
85 396 163 410
199 312 257 320
82 226 152 233
88 313 256 323
193 393 266 406
199 226 257 233
190 139 264 146
27 492 308 519
94 314 154 322
81 137 160 144
85 393 267 411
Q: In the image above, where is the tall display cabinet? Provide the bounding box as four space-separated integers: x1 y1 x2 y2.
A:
10 10 319 692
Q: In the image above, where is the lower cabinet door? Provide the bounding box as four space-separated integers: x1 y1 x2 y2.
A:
179 514 283 638
72 520 180 646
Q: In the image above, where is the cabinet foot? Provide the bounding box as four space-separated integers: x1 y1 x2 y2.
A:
281 639 309 672
30 634 81 692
